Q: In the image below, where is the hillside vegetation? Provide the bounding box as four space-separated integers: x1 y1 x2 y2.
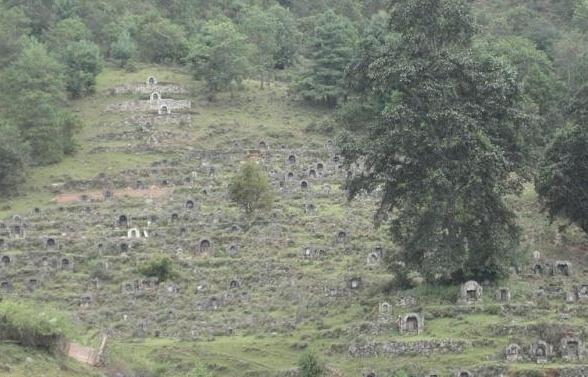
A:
0 0 587 377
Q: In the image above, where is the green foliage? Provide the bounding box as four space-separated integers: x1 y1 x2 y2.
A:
0 4 30 65
0 122 29 196
0 38 78 165
45 17 92 54
136 16 188 63
228 161 274 216
573 0 588 31
139 256 176 282
63 40 103 98
339 0 529 284
239 6 280 87
184 364 212 377
474 36 564 145
187 18 253 94
111 30 137 67
298 350 325 377
536 123 588 233
269 5 301 69
0 300 74 352
295 10 358 107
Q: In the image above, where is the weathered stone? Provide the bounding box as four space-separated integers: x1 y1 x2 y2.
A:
459 281 482 304
398 313 424 335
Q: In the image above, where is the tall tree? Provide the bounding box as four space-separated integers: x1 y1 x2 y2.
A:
136 15 188 63
0 39 78 165
111 30 137 67
187 17 253 96
536 85 588 234
0 4 30 66
239 6 279 88
339 0 529 284
536 123 588 234
295 10 358 107
268 5 301 69
63 40 103 98
0 122 29 197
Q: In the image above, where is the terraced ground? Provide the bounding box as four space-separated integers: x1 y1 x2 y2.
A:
0 65 587 377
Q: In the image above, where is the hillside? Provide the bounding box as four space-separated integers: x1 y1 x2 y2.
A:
0 65 587 377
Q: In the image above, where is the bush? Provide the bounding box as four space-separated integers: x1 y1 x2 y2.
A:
138 256 176 282
228 161 274 217
298 350 325 377
0 300 74 352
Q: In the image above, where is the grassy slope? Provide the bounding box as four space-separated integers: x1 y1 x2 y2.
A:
0 65 587 377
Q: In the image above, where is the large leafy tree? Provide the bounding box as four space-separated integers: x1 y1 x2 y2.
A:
268 5 301 70
187 18 253 96
536 85 588 234
474 36 565 150
295 10 358 107
63 40 103 98
136 15 188 63
239 6 279 88
0 4 30 66
339 0 529 284
0 39 78 165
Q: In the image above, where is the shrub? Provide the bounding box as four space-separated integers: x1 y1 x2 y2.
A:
138 256 176 282
228 161 274 217
298 350 325 377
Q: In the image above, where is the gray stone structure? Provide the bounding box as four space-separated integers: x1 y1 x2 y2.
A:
158 104 171 115
505 343 522 361
150 92 161 103
560 336 583 361
555 261 572 276
348 277 361 290
199 239 212 253
459 280 482 304
496 287 511 303
531 340 552 363
398 312 424 335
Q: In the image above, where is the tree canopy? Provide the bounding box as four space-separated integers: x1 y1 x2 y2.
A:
339 0 530 284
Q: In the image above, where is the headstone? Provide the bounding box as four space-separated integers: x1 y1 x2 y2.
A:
505 344 522 361
459 281 482 304
399 313 424 335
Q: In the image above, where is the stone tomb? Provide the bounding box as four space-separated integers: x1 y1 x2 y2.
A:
555 261 572 276
147 76 157 86
496 287 511 302
150 92 161 103
158 104 171 115
199 239 212 253
1 255 11 267
505 343 522 361
459 281 482 304
560 336 583 361
348 277 362 290
398 313 424 335
531 340 552 363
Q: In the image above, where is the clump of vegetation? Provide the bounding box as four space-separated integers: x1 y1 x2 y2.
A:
0 300 74 352
298 350 325 377
536 123 588 234
228 161 274 217
138 256 177 282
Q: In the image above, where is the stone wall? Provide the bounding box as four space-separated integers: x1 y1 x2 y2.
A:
348 340 468 357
